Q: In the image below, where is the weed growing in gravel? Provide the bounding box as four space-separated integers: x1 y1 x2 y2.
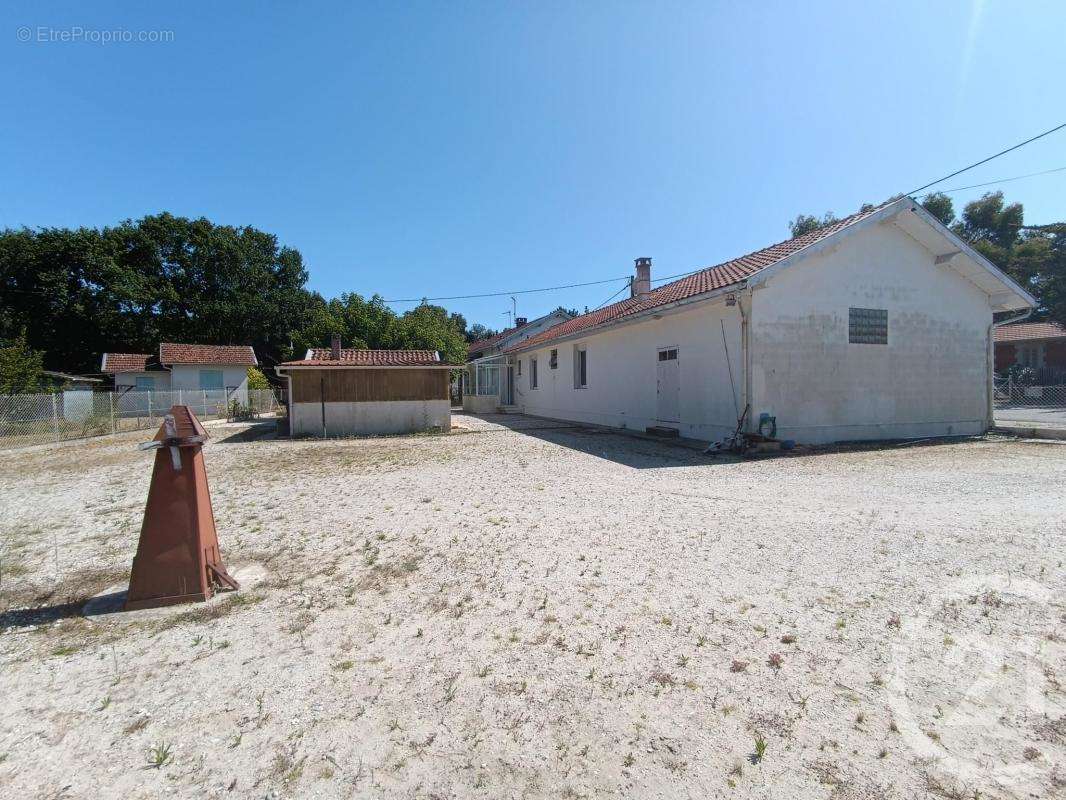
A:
750 735 767 764
145 741 173 769
730 659 748 673
767 653 783 672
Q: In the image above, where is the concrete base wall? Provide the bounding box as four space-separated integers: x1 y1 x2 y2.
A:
291 400 451 437
462 394 499 414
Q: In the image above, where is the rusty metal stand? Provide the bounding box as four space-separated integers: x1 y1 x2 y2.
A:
125 406 239 611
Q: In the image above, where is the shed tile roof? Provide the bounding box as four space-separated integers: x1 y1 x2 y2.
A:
281 349 448 367
101 353 153 373
159 343 258 366
507 205 883 353
994 322 1066 343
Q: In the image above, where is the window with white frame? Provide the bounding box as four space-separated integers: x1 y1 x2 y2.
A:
530 357 538 389
573 344 587 388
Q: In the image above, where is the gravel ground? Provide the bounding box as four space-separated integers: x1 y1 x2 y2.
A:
1 413 1064 800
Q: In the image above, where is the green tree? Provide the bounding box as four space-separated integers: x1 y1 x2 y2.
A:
920 192 955 227
0 332 44 394
789 212 840 238
247 366 270 390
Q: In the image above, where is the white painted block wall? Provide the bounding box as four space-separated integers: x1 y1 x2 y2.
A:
750 221 992 443
514 301 744 441
291 400 451 436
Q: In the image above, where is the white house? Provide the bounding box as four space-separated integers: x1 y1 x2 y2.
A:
101 343 259 403
462 308 573 413
503 198 1036 445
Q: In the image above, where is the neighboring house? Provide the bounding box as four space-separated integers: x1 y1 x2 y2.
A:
275 336 455 436
101 343 258 403
462 309 574 413
504 197 1035 445
994 322 1066 377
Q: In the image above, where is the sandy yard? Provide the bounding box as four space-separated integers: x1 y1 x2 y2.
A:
0 413 1064 800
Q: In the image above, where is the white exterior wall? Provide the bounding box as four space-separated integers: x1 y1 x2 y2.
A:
750 221 992 444
514 301 743 441
169 364 250 402
290 400 451 436
113 371 171 391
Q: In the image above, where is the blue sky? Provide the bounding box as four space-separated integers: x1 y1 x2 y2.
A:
3 1 1064 330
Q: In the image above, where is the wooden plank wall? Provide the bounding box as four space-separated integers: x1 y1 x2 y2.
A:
290 369 450 403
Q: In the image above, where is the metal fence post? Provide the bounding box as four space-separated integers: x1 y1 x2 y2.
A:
109 392 116 434
51 393 60 442
148 392 153 427
202 390 208 419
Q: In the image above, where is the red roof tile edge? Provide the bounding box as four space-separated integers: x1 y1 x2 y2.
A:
158 343 258 366
994 322 1066 343
505 203 892 353
279 349 454 367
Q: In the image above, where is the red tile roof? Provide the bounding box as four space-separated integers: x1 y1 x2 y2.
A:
467 327 516 356
280 349 449 367
159 343 258 366
994 322 1066 343
508 206 884 353
101 353 153 373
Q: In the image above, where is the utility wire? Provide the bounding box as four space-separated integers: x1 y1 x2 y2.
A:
592 280 633 311
926 165 1066 195
382 275 628 304
905 121 1066 196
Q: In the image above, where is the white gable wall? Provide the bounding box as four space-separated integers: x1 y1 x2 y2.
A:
750 220 992 443
514 300 744 441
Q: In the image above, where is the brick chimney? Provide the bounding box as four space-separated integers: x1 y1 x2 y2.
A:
631 257 652 299
515 317 528 327
330 333 341 361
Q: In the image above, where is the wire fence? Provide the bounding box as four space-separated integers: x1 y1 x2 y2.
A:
993 373 1066 409
0 388 281 451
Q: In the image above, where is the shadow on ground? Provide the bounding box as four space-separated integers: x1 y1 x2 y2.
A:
0 590 127 632
211 420 279 444
454 412 993 469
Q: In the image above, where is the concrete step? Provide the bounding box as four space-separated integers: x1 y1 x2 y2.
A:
499 405 520 413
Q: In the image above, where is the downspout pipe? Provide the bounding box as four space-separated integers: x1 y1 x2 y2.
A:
987 307 1033 429
738 289 754 433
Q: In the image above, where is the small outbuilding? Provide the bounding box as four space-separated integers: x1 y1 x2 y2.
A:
275 337 455 437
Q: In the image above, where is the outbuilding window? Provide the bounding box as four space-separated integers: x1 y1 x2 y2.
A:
199 369 224 390
848 307 888 345
574 345 587 388
517 359 522 376
549 349 558 369
530 357 538 389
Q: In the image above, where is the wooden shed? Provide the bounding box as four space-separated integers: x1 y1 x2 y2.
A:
275 339 455 437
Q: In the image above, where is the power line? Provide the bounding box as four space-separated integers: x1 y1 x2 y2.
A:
925 165 1066 195
382 275 629 304
905 121 1066 196
592 281 632 311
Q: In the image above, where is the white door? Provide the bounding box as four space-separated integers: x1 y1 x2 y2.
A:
656 347 680 423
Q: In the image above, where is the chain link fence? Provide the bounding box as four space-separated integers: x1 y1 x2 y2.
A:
993 372 1066 408
0 388 281 451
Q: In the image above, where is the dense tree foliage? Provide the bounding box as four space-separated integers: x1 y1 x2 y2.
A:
0 214 471 379
787 192 1064 323
0 332 44 394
